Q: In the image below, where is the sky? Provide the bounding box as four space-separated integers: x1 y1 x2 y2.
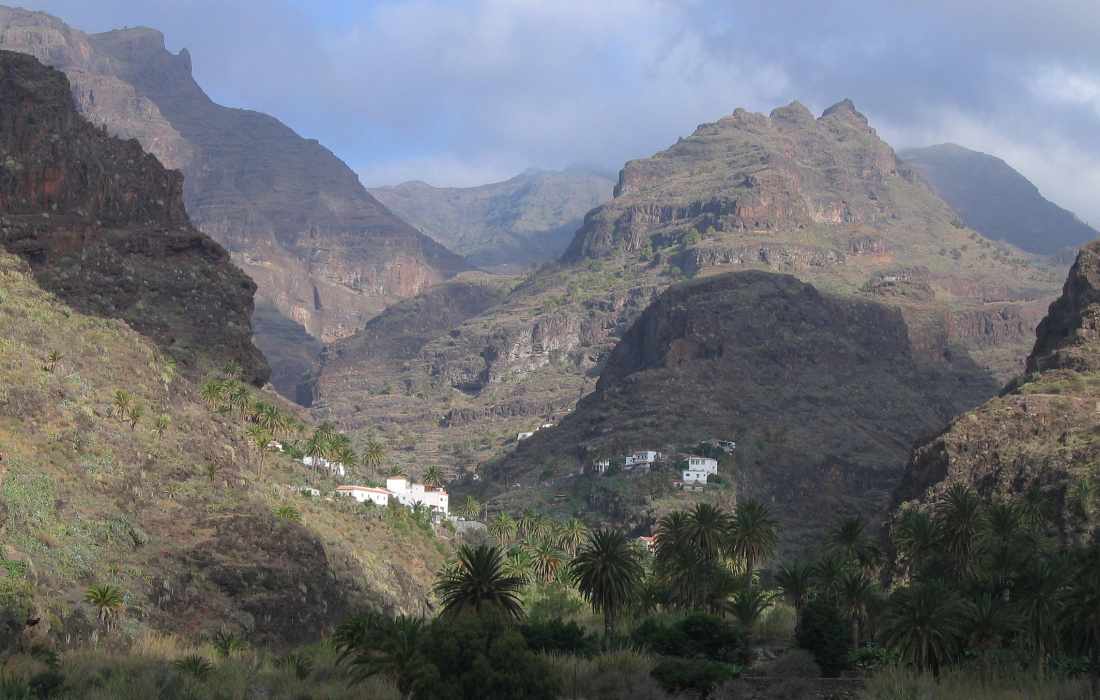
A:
15 0 1100 225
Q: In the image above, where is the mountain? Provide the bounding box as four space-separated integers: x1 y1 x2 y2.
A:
370 169 615 270
0 51 444 648
313 100 1063 508
490 271 997 549
900 143 1098 256
0 6 471 395
895 239 1100 539
0 49 266 384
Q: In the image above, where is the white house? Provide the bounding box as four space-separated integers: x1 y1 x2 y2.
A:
385 477 449 515
302 455 346 477
685 456 718 475
624 450 661 470
682 469 709 484
336 485 391 507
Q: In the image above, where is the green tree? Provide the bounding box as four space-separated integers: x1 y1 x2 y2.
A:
688 503 731 564
422 465 444 489
775 561 815 636
246 425 273 477
334 613 425 699
274 504 302 522
362 438 386 477
153 414 170 439
503 547 534 583
893 509 940 580
727 499 777 573
838 570 876 649
488 512 517 547
434 545 525 620
571 529 643 639
831 516 868 563
126 403 144 430
84 584 125 632
528 538 566 584
460 496 482 521
111 389 132 421
200 379 226 410
1061 546 1100 695
937 483 985 577
558 517 588 557
728 584 775 630
881 581 966 676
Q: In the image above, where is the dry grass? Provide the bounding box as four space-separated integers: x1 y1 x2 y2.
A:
862 666 1092 700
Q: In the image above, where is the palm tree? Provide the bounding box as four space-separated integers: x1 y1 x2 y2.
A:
251 401 282 434
159 356 177 396
503 547 534 582
332 443 359 474
246 425 273 477
111 389 132 421
688 503 731 564
200 379 226 410
85 584 125 632
839 570 876 648
221 359 243 379
362 438 386 477
433 544 525 619
422 465 444 490
153 414 170 439
517 510 540 540
1017 556 1067 674
937 483 985 577
529 538 567 583
571 529 643 639
728 499 777 573
729 584 775 630
44 350 62 373
813 556 846 605
831 516 867 563
558 517 588 557
127 403 144 430
893 509 940 580
335 613 425 699
965 592 1022 680
274 504 302 522
776 561 815 635
460 496 482 521
881 581 966 676
1060 546 1100 695
488 512 517 547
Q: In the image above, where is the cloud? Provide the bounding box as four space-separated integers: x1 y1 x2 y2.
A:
13 0 1100 223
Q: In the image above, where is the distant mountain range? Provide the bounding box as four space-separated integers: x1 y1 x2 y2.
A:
370 169 615 271
900 143 1097 256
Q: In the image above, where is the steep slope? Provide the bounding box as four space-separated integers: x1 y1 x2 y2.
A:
315 100 1062 492
0 53 444 649
0 6 470 392
900 143 1097 256
490 272 997 549
0 50 266 384
370 169 615 270
895 240 1100 539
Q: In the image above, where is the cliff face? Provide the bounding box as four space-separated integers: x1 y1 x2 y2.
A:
490 272 997 548
901 143 1098 256
370 169 615 271
0 6 470 392
0 50 267 383
895 240 1100 539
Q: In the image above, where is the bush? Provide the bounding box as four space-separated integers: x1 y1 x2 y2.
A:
632 613 748 664
650 658 742 698
760 648 821 678
796 599 851 677
520 619 598 657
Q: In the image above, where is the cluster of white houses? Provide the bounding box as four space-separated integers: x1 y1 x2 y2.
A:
335 477 450 515
591 450 721 486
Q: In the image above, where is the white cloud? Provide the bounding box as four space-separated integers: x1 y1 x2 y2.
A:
1029 66 1100 118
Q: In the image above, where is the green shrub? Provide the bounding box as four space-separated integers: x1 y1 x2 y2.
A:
649 658 741 698
796 599 851 677
520 619 598 657
632 613 748 664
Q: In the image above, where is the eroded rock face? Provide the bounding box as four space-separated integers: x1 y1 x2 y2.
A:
0 6 470 391
895 240 1100 539
491 271 998 551
0 50 267 383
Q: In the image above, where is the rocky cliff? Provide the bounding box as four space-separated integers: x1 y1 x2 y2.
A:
895 241 1100 540
0 50 266 383
488 272 998 549
370 169 615 270
314 101 1062 521
901 143 1097 257
0 6 470 393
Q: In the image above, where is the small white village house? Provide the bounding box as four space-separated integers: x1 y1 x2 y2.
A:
386 477 449 515
301 455 347 477
335 485 391 507
682 455 719 485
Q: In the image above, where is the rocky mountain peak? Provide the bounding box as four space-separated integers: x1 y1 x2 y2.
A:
768 100 815 126
820 97 870 126
0 50 268 383
1027 240 1100 373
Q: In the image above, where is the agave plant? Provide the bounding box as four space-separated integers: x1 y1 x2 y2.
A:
173 654 213 679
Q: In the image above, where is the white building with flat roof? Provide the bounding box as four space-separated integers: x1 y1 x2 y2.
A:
336 485 391 507
685 456 718 475
385 477 449 514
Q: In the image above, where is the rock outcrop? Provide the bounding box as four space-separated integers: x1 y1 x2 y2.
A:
371 169 615 271
0 6 470 393
0 50 267 383
491 272 998 549
895 240 1100 539
901 143 1098 256
315 99 1063 511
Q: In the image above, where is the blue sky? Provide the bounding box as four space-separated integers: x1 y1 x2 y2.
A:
15 0 1100 225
